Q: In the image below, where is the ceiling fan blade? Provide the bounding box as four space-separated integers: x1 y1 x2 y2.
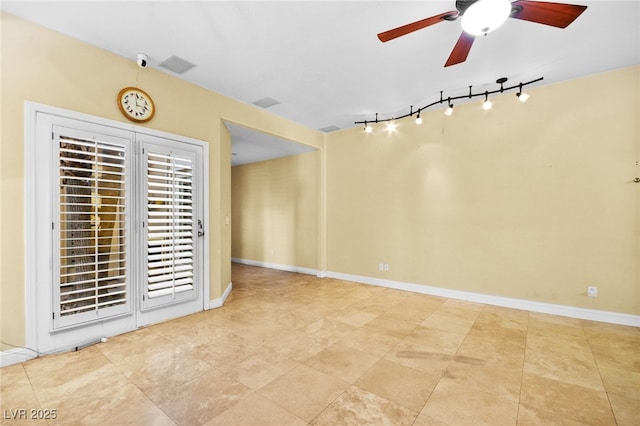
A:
377 11 457 42
510 1 587 28
445 32 475 67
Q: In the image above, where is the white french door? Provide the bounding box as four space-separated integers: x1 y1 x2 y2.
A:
29 106 207 354
136 136 204 327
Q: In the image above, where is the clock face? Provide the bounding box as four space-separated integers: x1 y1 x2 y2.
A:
117 87 155 122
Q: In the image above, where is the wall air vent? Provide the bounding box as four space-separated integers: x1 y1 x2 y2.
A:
252 97 280 109
158 55 196 75
319 125 341 132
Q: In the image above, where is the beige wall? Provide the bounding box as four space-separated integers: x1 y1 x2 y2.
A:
231 151 319 269
326 66 640 315
0 14 323 349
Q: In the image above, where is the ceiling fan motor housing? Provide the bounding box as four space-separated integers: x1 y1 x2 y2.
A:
456 0 480 14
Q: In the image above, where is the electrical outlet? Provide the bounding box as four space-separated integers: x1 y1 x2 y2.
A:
378 263 384 271
384 264 389 271
588 286 598 297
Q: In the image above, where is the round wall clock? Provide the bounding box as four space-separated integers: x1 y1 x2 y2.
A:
117 87 155 123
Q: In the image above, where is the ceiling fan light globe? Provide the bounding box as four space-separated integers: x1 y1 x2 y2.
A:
461 0 511 36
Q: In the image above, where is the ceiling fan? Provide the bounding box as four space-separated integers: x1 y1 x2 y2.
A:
377 0 587 67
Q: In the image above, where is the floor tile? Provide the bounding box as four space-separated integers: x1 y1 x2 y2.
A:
608 393 640 426
362 317 417 338
590 342 640 373
354 358 438 411
330 308 379 327
305 343 380 384
598 365 640 399
420 378 519 426
519 373 616 425
516 405 591 426
402 325 467 355
384 340 452 376
440 360 522 402
153 369 253 425
310 385 418 426
217 349 299 390
524 346 604 391
204 392 306 426
0 364 42 424
338 327 402 358
455 329 525 370
258 364 349 422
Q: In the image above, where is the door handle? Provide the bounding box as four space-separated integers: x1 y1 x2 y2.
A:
197 219 205 237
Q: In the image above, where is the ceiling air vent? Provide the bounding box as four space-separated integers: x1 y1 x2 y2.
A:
252 97 280 109
319 125 341 133
159 55 196 75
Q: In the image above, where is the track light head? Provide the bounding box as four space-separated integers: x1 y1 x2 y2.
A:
415 113 423 125
364 121 373 133
482 92 492 110
445 104 454 116
516 83 529 103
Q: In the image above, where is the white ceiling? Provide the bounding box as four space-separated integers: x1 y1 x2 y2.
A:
3 0 639 163
225 121 316 166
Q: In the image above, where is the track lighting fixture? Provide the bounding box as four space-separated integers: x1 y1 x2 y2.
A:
386 120 397 132
354 76 541 131
482 92 492 110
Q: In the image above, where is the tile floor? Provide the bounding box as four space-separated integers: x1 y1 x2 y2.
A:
1 263 639 425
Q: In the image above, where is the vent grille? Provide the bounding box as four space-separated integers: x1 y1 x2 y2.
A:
319 125 341 133
252 97 280 108
159 55 196 75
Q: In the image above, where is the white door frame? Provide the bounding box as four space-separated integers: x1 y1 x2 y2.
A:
24 101 210 355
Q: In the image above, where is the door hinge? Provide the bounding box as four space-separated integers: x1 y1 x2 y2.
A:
52 312 55 320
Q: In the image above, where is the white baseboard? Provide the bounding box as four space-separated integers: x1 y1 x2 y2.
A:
209 281 233 309
232 257 318 276
326 271 640 327
0 347 37 367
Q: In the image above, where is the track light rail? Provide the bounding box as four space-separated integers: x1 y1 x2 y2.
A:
355 76 544 127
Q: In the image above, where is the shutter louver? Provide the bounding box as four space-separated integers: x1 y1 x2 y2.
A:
146 152 194 300
58 135 127 317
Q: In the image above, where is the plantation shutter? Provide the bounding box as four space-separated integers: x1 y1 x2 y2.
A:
54 127 131 328
143 146 197 308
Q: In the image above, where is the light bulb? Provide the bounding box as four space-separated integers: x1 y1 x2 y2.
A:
364 124 373 133
483 99 492 110
415 115 423 125
386 121 397 132
461 0 511 35
517 92 530 103
445 105 454 116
